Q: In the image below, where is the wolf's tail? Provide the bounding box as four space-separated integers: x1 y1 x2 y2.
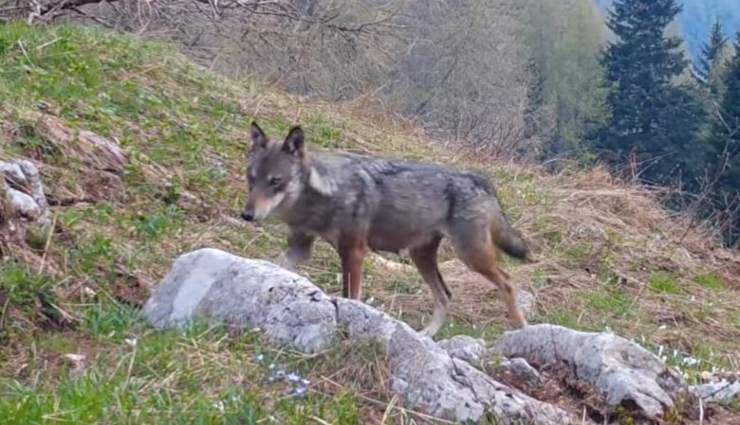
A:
489 204 529 260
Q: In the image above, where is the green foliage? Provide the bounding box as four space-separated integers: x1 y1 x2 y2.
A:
383 279 420 295
525 0 609 160
0 264 62 344
732 309 740 330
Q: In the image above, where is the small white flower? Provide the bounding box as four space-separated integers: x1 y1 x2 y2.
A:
682 357 699 367
125 338 138 347
290 387 307 399
64 353 86 362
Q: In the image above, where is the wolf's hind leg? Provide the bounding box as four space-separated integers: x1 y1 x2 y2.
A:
409 236 450 337
450 220 527 329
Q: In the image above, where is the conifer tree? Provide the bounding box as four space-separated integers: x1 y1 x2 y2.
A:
596 0 705 187
697 19 728 84
709 33 740 245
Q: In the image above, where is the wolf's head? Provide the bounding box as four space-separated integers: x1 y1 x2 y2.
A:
241 122 310 222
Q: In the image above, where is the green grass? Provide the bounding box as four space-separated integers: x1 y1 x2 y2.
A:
563 242 592 265
0 323 362 425
732 309 740 330
694 272 725 291
648 271 682 295
0 264 54 311
383 278 421 295
582 286 633 319
541 309 582 330
81 302 142 342
433 320 505 342
0 23 162 117
638 336 734 385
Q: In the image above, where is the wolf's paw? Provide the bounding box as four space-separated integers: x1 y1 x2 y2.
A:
274 253 297 271
418 327 438 339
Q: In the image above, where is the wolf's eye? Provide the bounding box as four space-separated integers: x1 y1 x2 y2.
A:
268 176 282 187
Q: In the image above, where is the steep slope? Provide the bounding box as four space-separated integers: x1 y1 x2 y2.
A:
1 23 739 423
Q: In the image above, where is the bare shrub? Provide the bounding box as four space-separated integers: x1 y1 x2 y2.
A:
382 0 535 158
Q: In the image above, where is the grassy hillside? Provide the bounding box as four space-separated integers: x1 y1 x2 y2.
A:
1 23 739 424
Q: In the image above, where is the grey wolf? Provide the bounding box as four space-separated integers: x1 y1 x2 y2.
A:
241 122 529 336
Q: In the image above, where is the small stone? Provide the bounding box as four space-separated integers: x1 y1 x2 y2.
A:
691 379 740 404
493 357 543 388
290 387 307 399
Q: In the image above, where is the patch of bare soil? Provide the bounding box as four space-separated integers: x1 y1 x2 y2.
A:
109 263 152 307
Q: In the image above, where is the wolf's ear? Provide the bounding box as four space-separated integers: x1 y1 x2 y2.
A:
250 121 268 149
282 126 305 157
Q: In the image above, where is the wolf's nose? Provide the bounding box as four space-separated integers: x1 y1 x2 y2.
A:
241 212 254 221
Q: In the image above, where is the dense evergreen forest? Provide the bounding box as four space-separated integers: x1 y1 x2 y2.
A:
590 0 740 245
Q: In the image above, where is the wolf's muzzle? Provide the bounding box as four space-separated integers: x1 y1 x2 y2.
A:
240 211 254 221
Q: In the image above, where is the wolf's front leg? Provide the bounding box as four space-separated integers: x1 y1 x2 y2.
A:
279 229 315 271
338 236 367 300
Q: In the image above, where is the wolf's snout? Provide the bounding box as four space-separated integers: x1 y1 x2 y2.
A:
241 211 254 221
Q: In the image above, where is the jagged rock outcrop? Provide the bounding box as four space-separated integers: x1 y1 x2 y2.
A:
144 248 576 425
492 324 695 421
438 335 544 389
29 112 127 174
336 298 573 424
21 112 128 201
146 248 722 424
1 159 51 227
